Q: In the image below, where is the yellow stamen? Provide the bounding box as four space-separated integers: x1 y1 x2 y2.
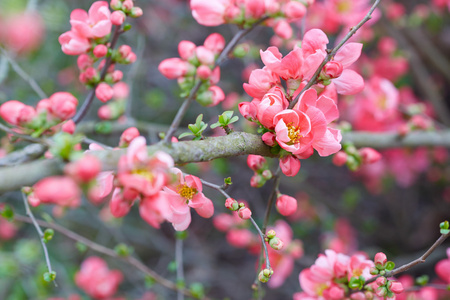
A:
177 184 197 202
132 169 153 181
287 122 301 144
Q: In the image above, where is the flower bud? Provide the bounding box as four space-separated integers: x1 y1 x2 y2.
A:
376 276 387 287
276 194 297 216
96 83 114 103
323 61 344 79
93 44 108 58
261 169 272 180
375 286 387 297
388 280 404 294
238 207 252 220
196 65 212 80
119 127 140 147
332 151 348 166
266 230 276 239
269 236 284 250
247 155 266 171
111 10 126 25
258 270 269 283
130 7 143 18
374 252 388 269
359 147 382 165
250 174 265 188
225 198 239 211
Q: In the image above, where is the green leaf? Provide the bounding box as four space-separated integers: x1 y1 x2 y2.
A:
210 122 221 129
415 275 429 286
224 177 232 185
114 243 133 257
229 116 239 124
76 242 87 253
178 132 194 139
188 124 198 133
195 114 204 127
385 261 395 271
190 282 205 299
0 204 14 221
168 261 177 272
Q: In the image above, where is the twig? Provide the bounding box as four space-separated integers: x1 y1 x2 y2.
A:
163 16 269 144
13 214 205 299
176 235 185 300
261 167 281 234
0 47 47 99
21 192 57 287
365 231 450 285
289 0 381 109
72 25 123 124
0 122 50 145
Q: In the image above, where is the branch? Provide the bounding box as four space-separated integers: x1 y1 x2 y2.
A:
365 231 450 285
13 214 205 299
3 130 450 194
289 0 381 109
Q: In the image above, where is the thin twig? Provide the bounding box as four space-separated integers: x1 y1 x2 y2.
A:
289 0 381 109
0 122 50 145
13 214 204 299
72 25 123 124
176 235 185 300
365 231 450 285
163 16 269 144
261 167 281 234
21 192 57 287
0 47 47 99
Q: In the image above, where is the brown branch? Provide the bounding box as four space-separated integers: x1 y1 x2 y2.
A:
13 214 205 299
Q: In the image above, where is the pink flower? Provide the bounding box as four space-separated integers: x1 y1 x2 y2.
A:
178 40 196 60
139 193 171 228
65 155 102 183
190 0 231 26
256 86 289 129
110 10 126 25
0 100 36 126
95 83 114 103
58 30 91 55
75 256 123 300
204 33 225 54
359 147 382 165
70 1 112 39
243 67 280 99
276 194 297 216
238 206 252 220
273 109 313 154
435 248 450 283
247 155 266 171
119 127 140 147
33 176 81 208
93 44 108 57
162 168 214 231
1 12 45 54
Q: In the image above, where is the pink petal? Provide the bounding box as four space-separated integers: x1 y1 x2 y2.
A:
334 43 363 68
316 95 339 123
302 29 328 57
313 128 342 156
332 69 364 95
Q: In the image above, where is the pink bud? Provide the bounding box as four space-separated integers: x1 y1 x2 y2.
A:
110 10 126 25
110 70 123 83
77 54 93 71
158 58 189 79
273 20 293 40
323 61 344 79
283 1 306 20
98 105 112 120
110 0 121 10
279 155 301 177
359 148 382 165
196 46 215 65
238 207 252 220
122 0 134 10
375 287 388 297
262 132 277 147
197 65 212 80
276 194 297 216
332 151 348 166
0 100 36 126
33 176 81 208
250 174 264 188
376 276 387 286
374 252 388 269
95 83 114 103
65 155 102 183
119 127 140 147
112 82 129 99
261 169 272 180
204 33 225 54
62 120 76 134
93 44 108 58
178 40 196 60
247 155 266 171
225 198 239 211
388 281 404 294
130 7 143 18
238 101 257 121
49 92 78 120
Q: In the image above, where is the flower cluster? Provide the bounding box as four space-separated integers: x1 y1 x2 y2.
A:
59 1 141 104
0 92 78 137
109 134 214 231
190 0 312 40
75 256 123 299
247 155 272 187
158 33 226 106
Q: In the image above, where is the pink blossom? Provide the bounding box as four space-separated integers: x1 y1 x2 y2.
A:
204 33 225 54
276 194 297 216
283 1 306 20
65 155 102 183
70 1 112 39
0 218 17 240
238 101 258 121
332 151 347 166
1 12 45 54
227 228 254 248
243 67 280 99
58 30 91 55
359 147 382 164
75 256 123 300
238 206 252 219
119 127 140 147
48 92 79 120
273 20 293 40
178 40 197 60
190 0 231 26
139 193 171 228
256 86 289 129
110 10 126 25
435 248 450 283
162 168 214 231
247 155 266 171
109 188 134 217
0 100 36 126
93 44 108 57
33 176 81 208
61 120 76 134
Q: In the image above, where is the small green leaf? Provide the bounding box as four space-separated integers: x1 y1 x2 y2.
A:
176 279 186 290
168 261 177 272
43 271 56 282
145 275 155 288
224 177 232 185
210 122 221 129
94 121 113 134
175 230 188 240
195 114 204 127
178 132 194 139
415 275 429 286
200 123 208 132
188 124 198 133
0 204 14 221
190 282 205 299
43 229 54 243
385 261 395 271
229 116 239 124
76 242 87 253
440 221 449 230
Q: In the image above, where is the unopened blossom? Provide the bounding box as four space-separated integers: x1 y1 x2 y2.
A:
75 256 123 300
435 248 450 283
65 155 102 183
0 100 36 126
276 194 298 216
279 155 301 177
96 83 114 103
33 176 81 208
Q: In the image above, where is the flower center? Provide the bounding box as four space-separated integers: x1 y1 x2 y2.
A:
177 184 197 202
287 123 301 143
337 1 351 13
132 168 153 181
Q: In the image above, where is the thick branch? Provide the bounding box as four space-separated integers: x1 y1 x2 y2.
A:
2 130 450 194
